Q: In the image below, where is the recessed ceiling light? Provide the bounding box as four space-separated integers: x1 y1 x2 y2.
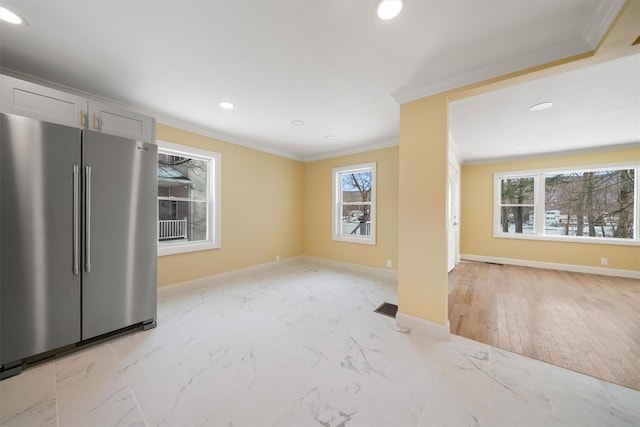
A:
0 6 26 25
219 101 234 110
376 0 403 20
324 135 336 141
291 120 305 126
530 102 554 111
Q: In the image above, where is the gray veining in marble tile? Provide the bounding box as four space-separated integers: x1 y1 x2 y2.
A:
1 259 638 427
0 361 57 427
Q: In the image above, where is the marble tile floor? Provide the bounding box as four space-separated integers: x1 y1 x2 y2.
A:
1 259 638 427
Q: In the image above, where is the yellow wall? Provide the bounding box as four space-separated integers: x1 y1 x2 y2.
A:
303 146 399 270
156 124 304 286
398 94 449 324
155 4 639 327
461 147 640 272
396 3 639 326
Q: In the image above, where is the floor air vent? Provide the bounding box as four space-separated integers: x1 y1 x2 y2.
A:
374 302 398 318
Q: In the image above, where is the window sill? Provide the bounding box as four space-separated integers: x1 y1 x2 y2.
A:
332 236 376 245
493 233 639 246
158 241 221 256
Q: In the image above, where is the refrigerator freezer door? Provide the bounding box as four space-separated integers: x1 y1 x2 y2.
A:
81 131 157 340
0 113 82 364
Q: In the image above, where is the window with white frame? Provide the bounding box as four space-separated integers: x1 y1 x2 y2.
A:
157 140 221 255
494 163 638 244
332 162 376 244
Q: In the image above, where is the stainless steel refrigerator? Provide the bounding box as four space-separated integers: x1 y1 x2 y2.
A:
0 112 157 379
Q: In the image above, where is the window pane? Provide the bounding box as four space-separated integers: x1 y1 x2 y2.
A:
545 169 635 238
158 200 208 242
500 206 534 234
341 171 372 203
158 153 208 199
501 177 534 204
340 204 372 236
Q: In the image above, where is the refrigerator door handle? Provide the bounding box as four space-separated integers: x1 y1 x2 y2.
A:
73 165 79 274
85 166 91 273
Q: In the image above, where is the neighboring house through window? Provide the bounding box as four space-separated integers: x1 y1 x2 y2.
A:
494 163 638 244
157 140 221 255
332 162 376 245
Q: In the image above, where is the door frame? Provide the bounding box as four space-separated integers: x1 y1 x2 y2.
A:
447 150 461 272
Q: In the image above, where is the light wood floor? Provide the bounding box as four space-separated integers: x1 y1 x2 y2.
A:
448 261 640 390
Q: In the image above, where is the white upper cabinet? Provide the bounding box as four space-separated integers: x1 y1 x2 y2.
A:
1 75 87 128
1 75 155 143
88 100 155 144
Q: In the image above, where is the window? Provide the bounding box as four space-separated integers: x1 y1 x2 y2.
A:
332 162 376 245
494 163 639 245
157 140 221 255
498 175 536 235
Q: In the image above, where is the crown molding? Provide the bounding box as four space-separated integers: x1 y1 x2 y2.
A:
2 66 395 163
391 1 625 105
153 114 303 161
301 139 399 162
0 67 304 162
392 36 592 105
582 0 626 48
460 141 639 166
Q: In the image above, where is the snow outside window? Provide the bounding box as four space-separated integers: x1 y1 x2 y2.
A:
494 163 638 245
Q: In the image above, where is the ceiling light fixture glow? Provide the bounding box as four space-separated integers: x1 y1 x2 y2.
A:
291 120 305 126
219 101 234 110
376 0 403 20
0 6 26 25
324 135 336 141
529 101 554 111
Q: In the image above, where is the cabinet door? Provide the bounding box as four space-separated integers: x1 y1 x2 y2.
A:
0 75 87 128
88 100 155 144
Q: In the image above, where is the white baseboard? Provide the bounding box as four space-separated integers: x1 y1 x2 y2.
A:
158 255 304 297
158 255 400 297
302 256 398 280
460 254 640 279
396 312 450 340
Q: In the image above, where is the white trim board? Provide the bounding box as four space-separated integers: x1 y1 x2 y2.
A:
158 255 398 297
302 140 398 163
0 68 397 164
460 254 640 279
157 256 303 297
157 255 454 341
302 256 398 281
396 312 450 340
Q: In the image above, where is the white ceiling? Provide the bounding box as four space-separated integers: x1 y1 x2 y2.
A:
449 53 640 164
0 0 634 162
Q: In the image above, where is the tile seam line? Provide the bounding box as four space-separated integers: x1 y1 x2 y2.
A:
108 342 149 427
54 358 60 427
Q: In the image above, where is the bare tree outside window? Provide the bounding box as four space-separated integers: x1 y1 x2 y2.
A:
499 176 535 234
496 166 637 242
340 170 373 236
545 169 635 239
332 162 376 244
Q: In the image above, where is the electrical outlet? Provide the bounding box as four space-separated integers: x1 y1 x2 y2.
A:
600 258 608 265
276 255 280 261
386 259 393 268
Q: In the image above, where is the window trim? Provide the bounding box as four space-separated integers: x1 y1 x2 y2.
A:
332 162 377 245
495 174 537 236
494 162 639 246
157 140 221 256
